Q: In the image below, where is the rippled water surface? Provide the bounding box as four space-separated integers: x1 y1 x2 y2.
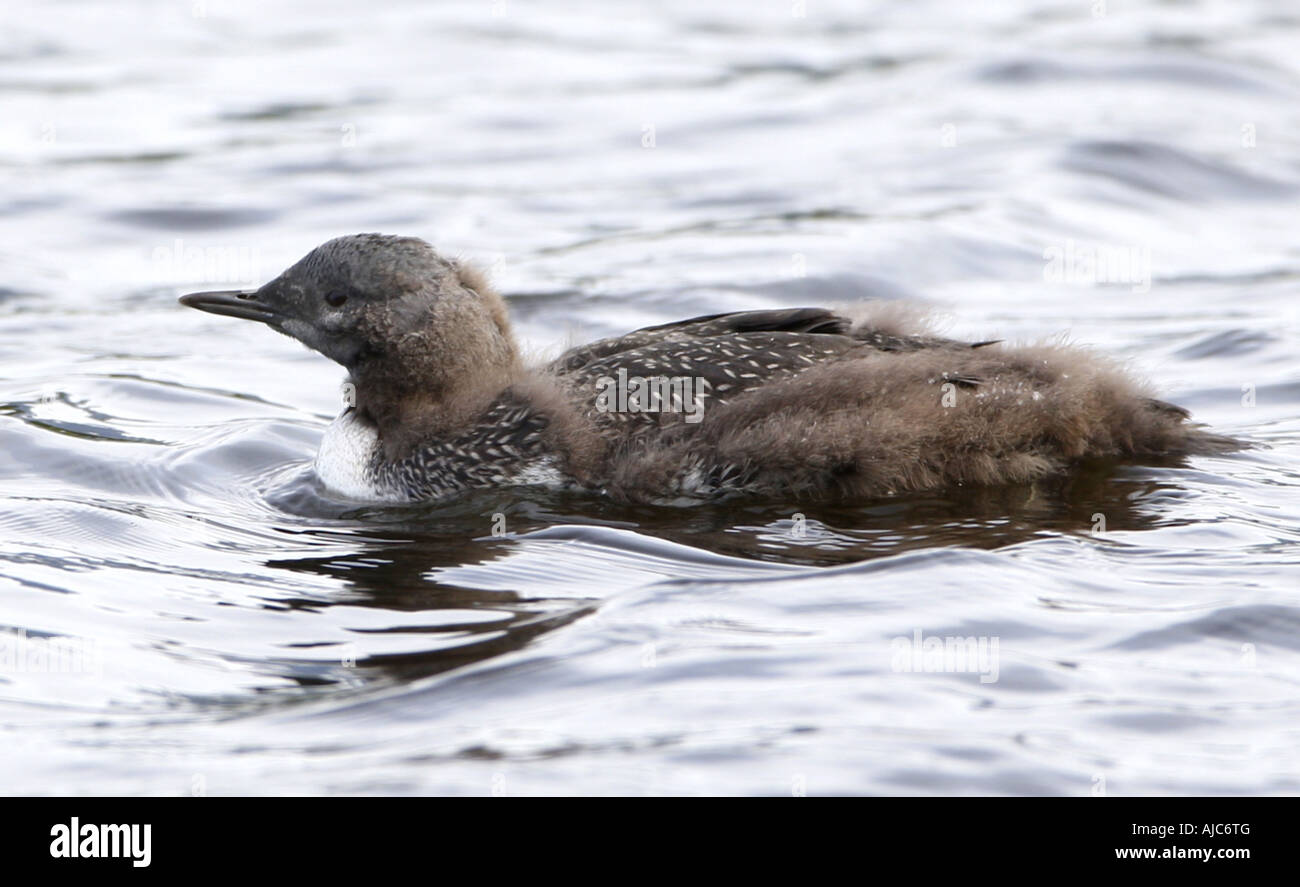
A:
1 0 1298 795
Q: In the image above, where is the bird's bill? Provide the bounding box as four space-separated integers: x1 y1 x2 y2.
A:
178 289 281 324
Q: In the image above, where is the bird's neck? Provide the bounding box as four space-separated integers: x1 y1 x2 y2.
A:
349 351 519 462
347 283 523 461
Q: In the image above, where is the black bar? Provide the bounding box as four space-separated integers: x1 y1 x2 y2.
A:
0 797 1282 872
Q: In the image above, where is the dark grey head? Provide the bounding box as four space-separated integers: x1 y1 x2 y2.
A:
181 233 510 369
181 234 520 448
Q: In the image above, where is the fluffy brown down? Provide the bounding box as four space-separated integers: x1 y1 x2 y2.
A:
529 304 1234 502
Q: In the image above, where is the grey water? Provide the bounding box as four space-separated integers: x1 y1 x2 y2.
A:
1 0 1297 795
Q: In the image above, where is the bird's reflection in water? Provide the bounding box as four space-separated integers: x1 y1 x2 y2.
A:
263 525 596 689
258 457 1197 689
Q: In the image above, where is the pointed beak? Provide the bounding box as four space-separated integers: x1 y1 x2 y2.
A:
178 289 283 324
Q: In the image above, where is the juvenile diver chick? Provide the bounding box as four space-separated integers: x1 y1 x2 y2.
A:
179 234 1233 504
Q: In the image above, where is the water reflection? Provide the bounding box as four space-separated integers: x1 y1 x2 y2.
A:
263 524 595 687
252 455 1200 689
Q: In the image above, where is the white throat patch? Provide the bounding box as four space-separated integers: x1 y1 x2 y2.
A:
314 408 392 501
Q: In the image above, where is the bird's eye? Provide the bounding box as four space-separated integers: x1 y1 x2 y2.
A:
325 292 348 307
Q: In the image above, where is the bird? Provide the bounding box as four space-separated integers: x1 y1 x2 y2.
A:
179 233 1234 505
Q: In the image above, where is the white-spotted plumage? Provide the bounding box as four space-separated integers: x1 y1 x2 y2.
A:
314 403 571 501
